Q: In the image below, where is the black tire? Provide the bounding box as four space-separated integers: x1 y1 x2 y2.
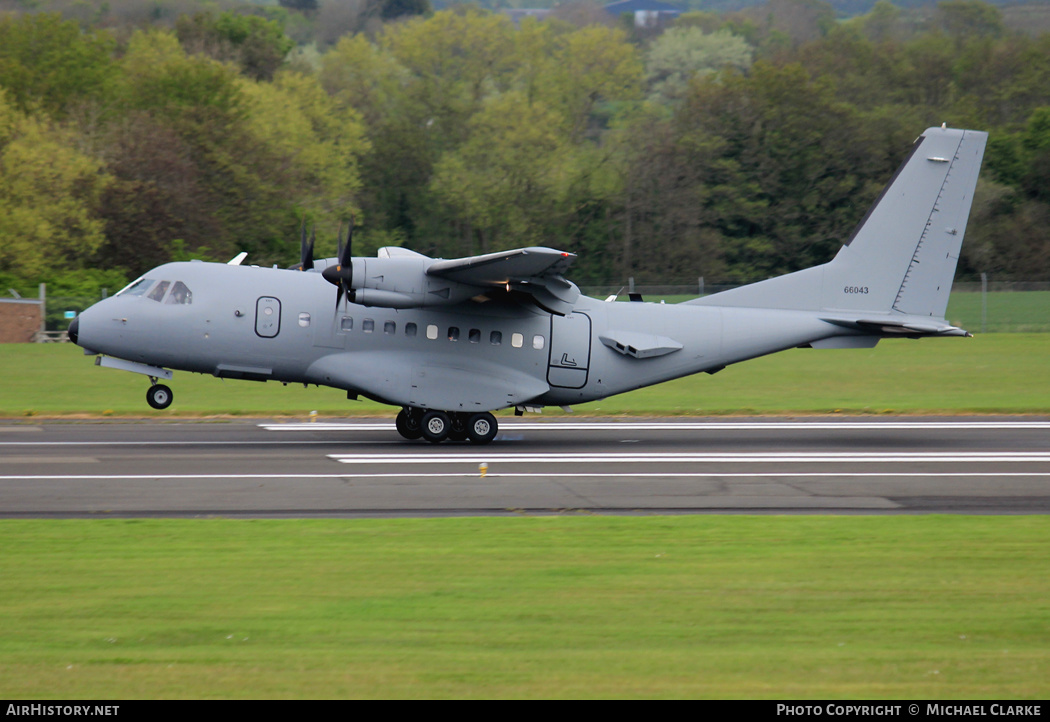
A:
146 384 173 410
467 412 497 444
421 410 451 443
395 407 423 440
448 413 468 442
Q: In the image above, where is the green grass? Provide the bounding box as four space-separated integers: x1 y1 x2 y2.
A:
0 517 1046 699
2 334 1049 416
945 291 1050 333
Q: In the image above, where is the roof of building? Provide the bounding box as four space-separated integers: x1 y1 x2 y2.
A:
604 0 683 14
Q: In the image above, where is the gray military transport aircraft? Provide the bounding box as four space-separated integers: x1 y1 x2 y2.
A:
69 126 986 444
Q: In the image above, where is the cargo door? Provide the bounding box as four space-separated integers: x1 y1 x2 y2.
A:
547 312 590 389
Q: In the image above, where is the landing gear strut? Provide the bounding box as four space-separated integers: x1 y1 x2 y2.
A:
395 407 497 444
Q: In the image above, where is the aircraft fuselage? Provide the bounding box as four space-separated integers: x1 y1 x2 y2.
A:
72 259 842 414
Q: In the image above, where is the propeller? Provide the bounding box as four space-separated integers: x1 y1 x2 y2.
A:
321 218 355 309
291 219 315 271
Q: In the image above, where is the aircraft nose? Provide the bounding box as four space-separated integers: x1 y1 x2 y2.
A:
67 316 79 345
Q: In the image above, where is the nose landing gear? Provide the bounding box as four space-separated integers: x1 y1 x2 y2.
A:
146 378 173 410
395 407 497 444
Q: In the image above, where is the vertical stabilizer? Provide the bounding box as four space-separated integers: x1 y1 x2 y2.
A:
689 127 987 320
828 126 987 318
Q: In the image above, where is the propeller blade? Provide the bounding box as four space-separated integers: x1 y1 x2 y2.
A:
339 216 354 268
303 227 315 271
322 218 355 314
293 218 315 271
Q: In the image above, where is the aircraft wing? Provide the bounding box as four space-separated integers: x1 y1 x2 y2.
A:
427 247 580 315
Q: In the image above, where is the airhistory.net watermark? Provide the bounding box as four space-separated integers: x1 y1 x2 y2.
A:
6 706 118 717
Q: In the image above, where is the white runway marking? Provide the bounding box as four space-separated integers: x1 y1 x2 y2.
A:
327 452 1050 464
261 420 1050 432
3 472 1050 481
0 440 398 447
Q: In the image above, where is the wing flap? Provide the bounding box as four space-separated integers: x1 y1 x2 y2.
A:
426 247 576 284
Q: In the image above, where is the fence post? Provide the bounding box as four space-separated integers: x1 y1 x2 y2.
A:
981 272 987 334
39 283 46 337
699 276 704 297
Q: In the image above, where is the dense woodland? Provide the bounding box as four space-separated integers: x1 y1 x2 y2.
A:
0 0 1048 300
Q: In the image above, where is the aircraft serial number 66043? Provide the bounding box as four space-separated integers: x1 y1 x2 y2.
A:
69 126 987 444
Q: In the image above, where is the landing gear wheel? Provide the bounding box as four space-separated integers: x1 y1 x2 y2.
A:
395 407 423 440
146 384 173 410
422 411 451 443
448 413 468 442
467 412 498 445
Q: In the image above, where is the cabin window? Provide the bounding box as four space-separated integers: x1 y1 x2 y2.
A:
298 312 311 328
533 335 545 350
363 319 374 333
405 323 417 337
426 324 438 340
165 281 192 305
448 326 460 341
468 328 480 344
511 333 524 348
147 280 170 303
340 316 353 331
490 331 502 345
384 321 396 335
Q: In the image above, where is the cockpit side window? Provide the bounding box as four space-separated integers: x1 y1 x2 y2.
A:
147 280 171 302
117 278 155 297
165 281 192 305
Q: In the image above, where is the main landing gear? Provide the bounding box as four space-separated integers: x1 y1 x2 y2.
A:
395 407 497 444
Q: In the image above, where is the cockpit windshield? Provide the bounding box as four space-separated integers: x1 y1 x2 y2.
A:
166 281 192 305
117 277 155 297
147 280 171 302
115 277 193 304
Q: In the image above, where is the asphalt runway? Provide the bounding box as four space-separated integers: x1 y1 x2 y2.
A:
1 417 1049 517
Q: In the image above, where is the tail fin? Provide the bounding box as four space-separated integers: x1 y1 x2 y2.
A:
690 126 987 320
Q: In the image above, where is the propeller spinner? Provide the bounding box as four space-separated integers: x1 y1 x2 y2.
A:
321 219 355 309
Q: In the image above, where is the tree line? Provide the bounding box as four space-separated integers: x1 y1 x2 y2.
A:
0 0 1048 301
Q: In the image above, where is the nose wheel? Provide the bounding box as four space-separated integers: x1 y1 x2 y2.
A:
146 382 173 410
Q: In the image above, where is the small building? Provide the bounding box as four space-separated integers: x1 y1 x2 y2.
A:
504 8 554 25
0 297 43 343
604 0 682 27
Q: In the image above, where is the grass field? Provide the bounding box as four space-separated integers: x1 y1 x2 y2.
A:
2 333 1048 416
0 517 1047 699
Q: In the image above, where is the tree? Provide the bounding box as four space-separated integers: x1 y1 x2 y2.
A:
0 92 110 279
175 11 294 82
380 0 431 21
279 0 319 12
431 92 574 252
0 12 116 119
238 71 369 252
646 27 753 103
658 63 884 281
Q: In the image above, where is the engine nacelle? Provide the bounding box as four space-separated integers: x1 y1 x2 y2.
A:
348 257 478 309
